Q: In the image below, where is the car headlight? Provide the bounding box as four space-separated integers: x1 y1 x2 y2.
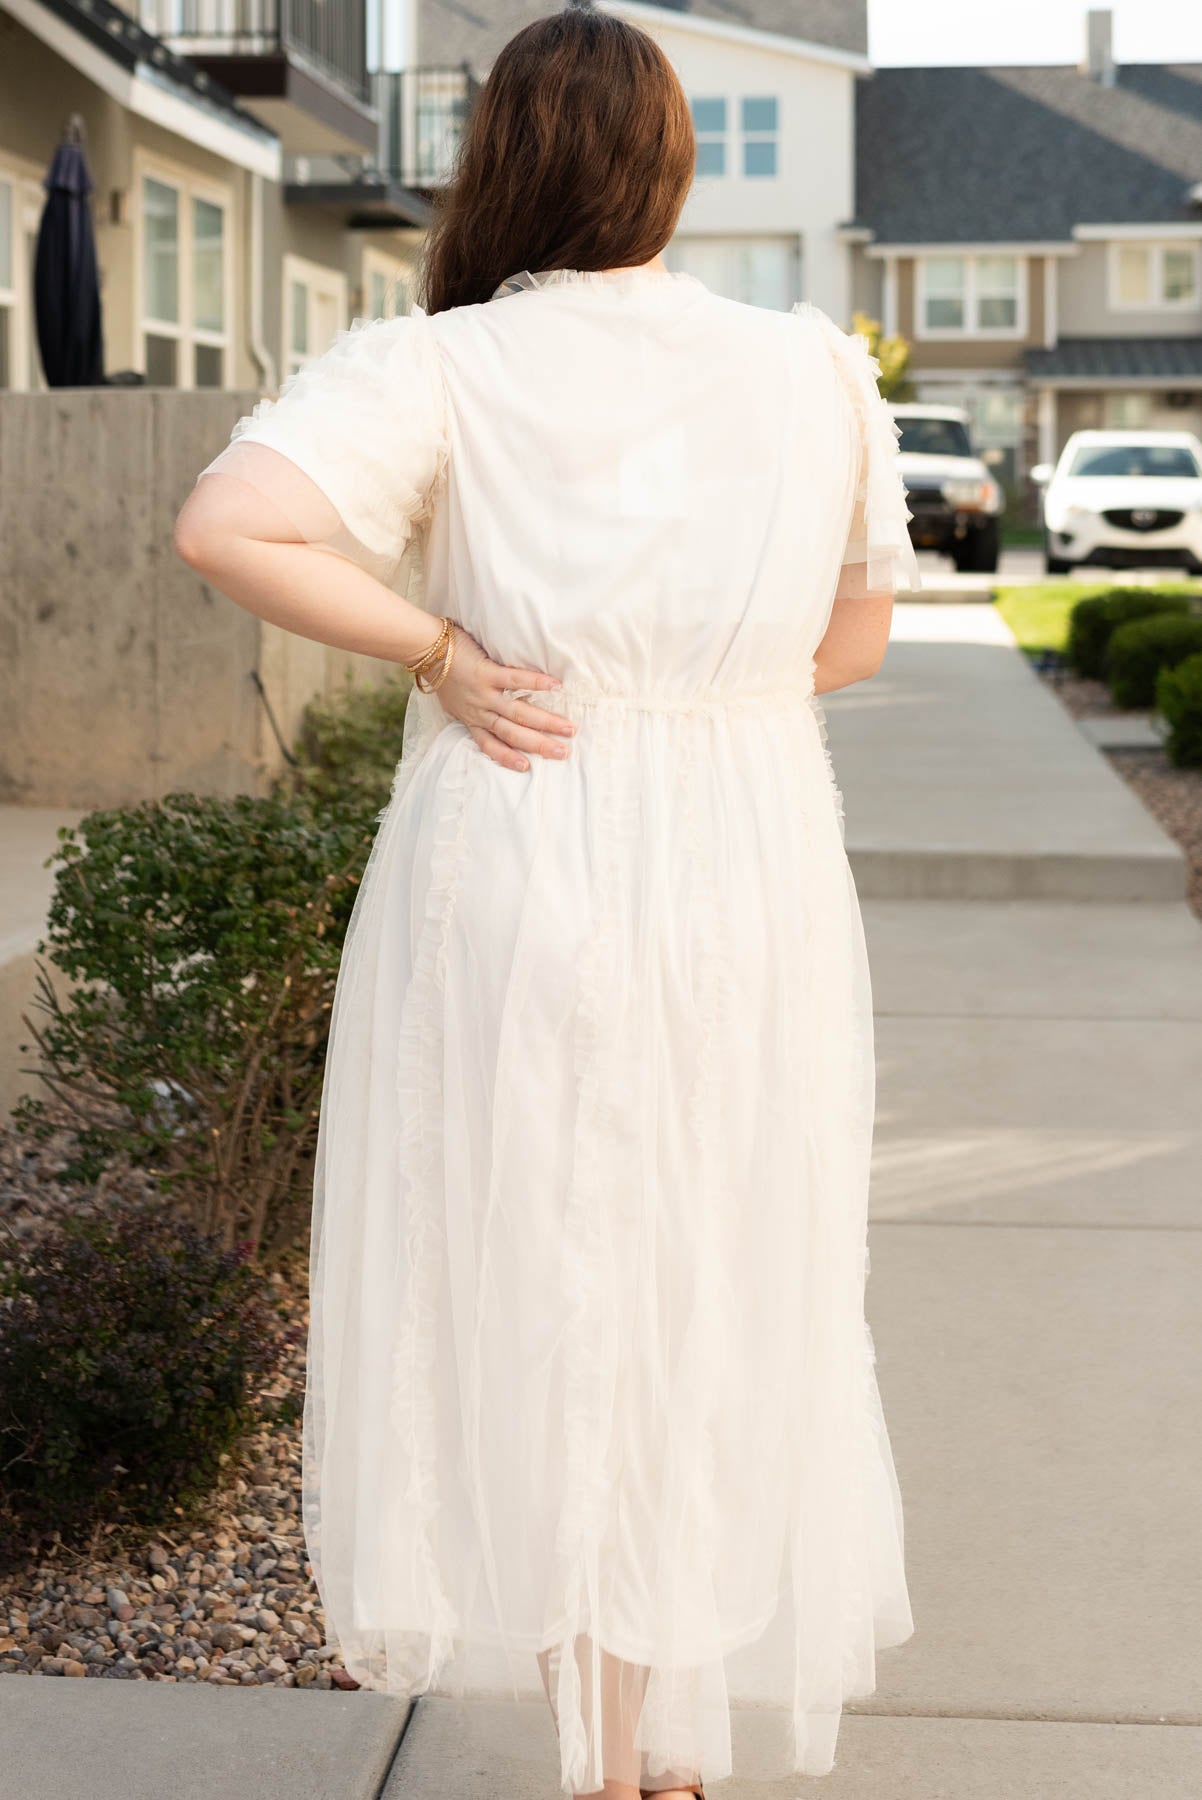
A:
943 477 1000 512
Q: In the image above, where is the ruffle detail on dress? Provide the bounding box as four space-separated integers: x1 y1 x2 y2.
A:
491 266 707 302
384 733 477 1692
805 679 848 847
404 305 452 534
790 301 922 602
547 701 641 1795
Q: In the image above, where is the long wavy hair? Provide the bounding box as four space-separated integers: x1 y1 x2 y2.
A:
420 5 696 315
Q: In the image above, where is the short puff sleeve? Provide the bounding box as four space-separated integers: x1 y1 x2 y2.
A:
197 308 449 586
793 302 921 603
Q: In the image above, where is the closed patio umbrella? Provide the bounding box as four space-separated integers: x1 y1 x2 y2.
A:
34 114 104 387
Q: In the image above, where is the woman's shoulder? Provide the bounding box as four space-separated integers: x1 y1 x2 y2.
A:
785 302 885 410
787 299 857 354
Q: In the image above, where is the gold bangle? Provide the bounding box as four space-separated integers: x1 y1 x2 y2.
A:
404 617 450 675
416 622 457 693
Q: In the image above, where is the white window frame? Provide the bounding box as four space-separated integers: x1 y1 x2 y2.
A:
691 94 781 182
134 150 233 389
1107 239 1201 313
282 253 348 377
691 96 727 179
0 158 47 391
361 246 414 320
915 253 1028 340
739 95 779 179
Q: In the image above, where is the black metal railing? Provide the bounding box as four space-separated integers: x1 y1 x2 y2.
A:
372 66 478 187
138 0 370 103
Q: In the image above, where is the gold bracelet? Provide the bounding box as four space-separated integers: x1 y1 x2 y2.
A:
416 622 457 693
403 617 450 675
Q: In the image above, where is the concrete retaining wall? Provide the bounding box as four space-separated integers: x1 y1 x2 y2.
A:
0 389 400 809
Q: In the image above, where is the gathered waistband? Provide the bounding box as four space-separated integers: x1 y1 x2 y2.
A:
506 679 817 717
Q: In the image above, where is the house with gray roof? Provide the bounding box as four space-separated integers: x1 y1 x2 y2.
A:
849 10 1202 492
411 0 871 317
418 0 866 70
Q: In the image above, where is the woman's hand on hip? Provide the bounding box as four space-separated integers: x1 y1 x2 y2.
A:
430 626 575 772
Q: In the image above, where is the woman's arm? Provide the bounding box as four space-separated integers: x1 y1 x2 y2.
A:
174 471 575 773
812 593 893 695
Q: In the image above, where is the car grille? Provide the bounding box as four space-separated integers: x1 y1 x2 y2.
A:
1101 508 1184 534
906 486 947 516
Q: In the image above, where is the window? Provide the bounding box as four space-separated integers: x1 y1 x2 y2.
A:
664 234 801 310
283 255 347 377
1104 393 1152 430
894 416 973 458
1069 442 1200 479
1164 249 1197 302
0 163 44 389
691 96 780 180
976 256 1019 329
922 258 965 331
692 98 726 177
917 255 1024 337
138 164 229 387
143 176 179 384
1111 241 1199 311
741 97 778 178
192 197 226 387
362 248 414 320
0 176 13 388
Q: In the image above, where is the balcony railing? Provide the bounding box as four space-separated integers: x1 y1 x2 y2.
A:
373 66 478 188
138 0 370 104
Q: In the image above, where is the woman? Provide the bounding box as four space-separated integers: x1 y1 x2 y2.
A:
174 9 918 1795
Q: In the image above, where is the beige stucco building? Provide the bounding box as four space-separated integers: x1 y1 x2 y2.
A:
0 0 431 394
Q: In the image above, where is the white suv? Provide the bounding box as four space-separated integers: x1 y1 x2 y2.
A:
1033 430 1202 576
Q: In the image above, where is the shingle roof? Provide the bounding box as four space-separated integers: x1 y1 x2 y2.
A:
855 63 1202 244
419 0 866 75
1025 338 1202 381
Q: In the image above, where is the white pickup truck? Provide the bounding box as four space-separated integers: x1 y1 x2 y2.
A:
889 403 1004 574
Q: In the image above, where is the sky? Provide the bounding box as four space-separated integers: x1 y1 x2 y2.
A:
868 0 1201 67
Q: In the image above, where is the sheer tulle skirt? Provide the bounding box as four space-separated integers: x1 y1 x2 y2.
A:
302 679 913 1794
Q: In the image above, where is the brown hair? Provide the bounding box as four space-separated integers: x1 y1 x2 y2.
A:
420 4 696 315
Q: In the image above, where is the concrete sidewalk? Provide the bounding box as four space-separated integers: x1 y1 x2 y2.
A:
829 604 1184 901
6 604 1200 1798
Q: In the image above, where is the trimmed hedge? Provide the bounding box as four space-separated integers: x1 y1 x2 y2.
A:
0 1209 278 1565
1107 613 1202 710
286 676 412 819
16 792 373 1256
1067 589 1194 680
1157 651 1202 769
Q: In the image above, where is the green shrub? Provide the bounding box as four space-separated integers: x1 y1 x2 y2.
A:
0 1210 278 1565
1067 588 1194 679
1107 613 1202 709
1157 651 1202 768
286 676 413 818
16 792 373 1255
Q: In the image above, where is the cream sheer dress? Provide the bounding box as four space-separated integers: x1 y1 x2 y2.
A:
196 264 920 1794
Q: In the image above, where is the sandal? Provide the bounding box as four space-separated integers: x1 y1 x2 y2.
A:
640 1788 704 1799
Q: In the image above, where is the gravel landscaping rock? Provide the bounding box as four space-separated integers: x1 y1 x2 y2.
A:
1036 667 1202 920
0 1113 352 1692
1107 750 1202 920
